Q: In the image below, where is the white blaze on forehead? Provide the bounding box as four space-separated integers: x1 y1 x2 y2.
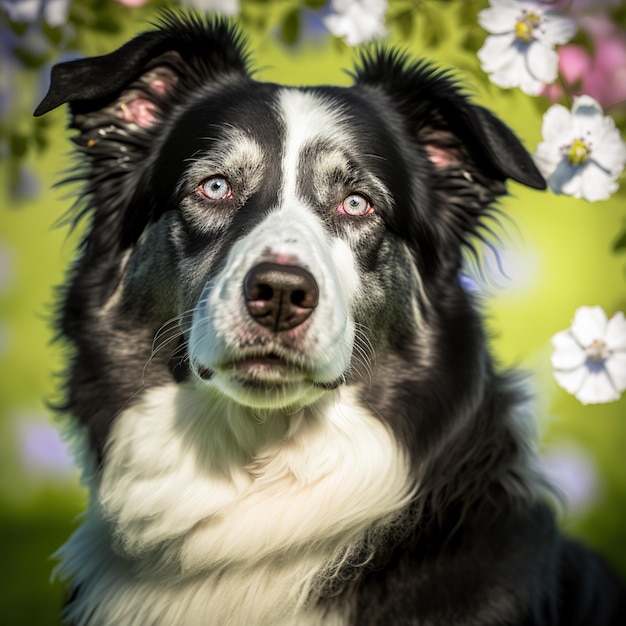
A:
277 89 353 204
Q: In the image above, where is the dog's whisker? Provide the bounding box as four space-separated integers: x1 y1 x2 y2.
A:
151 310 198 352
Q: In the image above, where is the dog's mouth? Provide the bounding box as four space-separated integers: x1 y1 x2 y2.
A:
229 352 304 383
194 350 310 387
233 353 290 372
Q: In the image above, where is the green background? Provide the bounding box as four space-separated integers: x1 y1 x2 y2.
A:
1 1 625 623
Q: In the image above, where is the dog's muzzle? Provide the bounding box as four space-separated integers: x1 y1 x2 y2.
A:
243 262 319 332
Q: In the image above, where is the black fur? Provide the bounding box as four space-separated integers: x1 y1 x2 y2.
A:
37 12 625 625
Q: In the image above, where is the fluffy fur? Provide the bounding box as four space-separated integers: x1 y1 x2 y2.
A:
36 12 625 625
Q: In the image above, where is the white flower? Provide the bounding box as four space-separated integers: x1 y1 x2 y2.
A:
551 306 626 405
0 0 70 26
477 0 576 96
534 96 626 202
323 0 388 46
183 0 239 18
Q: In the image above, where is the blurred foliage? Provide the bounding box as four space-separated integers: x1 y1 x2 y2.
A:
1 0 625 624
3 0 625 187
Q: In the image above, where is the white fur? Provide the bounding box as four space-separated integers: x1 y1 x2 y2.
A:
277 89 354 204
57 383 415 625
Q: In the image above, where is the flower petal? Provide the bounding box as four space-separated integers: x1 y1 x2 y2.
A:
575 368 620 405
478 6 518 34
570 305 608 347
579 161 618 202
44 0 70 26
526 43 558 84
533 141 561 179
518 74 544 96
605 351 626 394
546 157 579 196
605 312 626 351
591 123 626 176
489 49 535 91
477 33 518 72
551 330 586 370
551 329 579 350
552 345 586 370
540 13 577 46
540 103 574 144
554 365 587 395
323 0 387 45
571 95 604 117
1 0 40 22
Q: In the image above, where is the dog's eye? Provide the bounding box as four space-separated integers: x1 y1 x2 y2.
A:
338 193 373 217
199 176 232 201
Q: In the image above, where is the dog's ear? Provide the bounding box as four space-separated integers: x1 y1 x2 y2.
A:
353 50 545 191
34 13 249 251
353 51 545 279
35 12 248 134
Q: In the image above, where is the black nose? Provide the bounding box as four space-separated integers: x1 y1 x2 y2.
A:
244 262 319 332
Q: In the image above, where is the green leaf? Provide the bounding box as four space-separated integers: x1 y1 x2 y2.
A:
41 22 65 47
394 10 414 40
303 0 327 10
9 133 29 159
613 225 626 253
281 8 301 46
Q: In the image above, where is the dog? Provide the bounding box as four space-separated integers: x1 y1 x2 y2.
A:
35 11 626 626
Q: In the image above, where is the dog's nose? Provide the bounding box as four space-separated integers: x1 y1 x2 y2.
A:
244 262 319 332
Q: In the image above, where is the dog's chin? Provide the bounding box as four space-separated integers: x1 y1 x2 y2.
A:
192 355 335 410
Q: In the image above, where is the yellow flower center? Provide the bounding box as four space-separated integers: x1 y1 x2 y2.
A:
515 12 541 43
567 138 591 165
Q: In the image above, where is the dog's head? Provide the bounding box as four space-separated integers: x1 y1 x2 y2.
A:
36 13 544 420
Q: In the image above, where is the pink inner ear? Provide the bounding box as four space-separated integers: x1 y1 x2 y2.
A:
119 99 158 128
151 78 174 96
425 144 462 167
115 70 178 129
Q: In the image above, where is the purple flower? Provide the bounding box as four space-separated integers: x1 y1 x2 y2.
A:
542 17 626 111
0 242 15 294
17 417 74 477
540 442 601 515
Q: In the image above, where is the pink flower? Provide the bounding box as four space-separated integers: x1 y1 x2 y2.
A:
548 0 622 10
113 0 149 6
543 16 626 110
540 442 601 515
541 44 591 101
586 38 626 109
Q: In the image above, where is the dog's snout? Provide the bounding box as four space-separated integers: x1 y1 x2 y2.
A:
244 262 318 332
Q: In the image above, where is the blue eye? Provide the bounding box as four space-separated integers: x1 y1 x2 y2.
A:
339 193 373 217
199 176 232 200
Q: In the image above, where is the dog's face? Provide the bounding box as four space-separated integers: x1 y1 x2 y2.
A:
164 87 388 408
36 14 544 437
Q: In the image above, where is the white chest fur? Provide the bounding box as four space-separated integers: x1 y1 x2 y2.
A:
57 383 414 626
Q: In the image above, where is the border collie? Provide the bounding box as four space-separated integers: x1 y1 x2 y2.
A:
35 12 625 626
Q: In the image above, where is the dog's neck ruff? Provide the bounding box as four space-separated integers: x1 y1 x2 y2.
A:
57 382 415 625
